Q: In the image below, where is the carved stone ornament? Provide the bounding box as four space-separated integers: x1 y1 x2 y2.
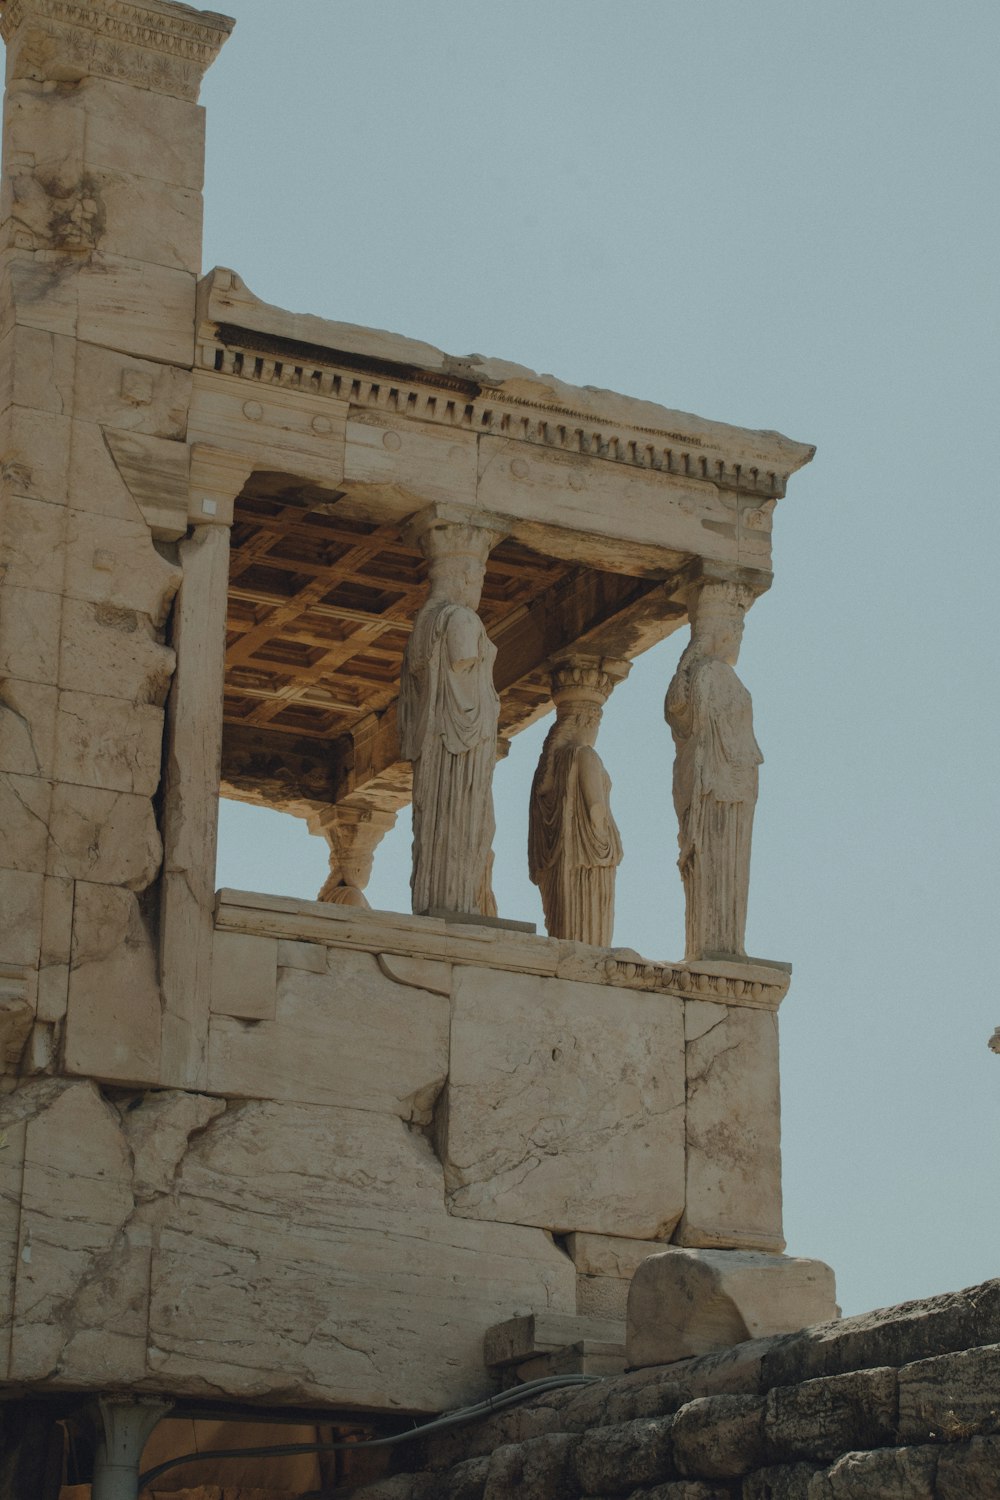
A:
0 0 234 100
528 655 629 947
398 515 500 917
665 580 762 961
308 803 398 909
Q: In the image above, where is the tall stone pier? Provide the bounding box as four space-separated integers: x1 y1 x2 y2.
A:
0 1 831 1491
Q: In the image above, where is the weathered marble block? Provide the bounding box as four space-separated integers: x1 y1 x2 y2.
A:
627 1246 838 1369
0 1079 576 1410
443 966 686 1239
677 1000 784 1252
208 941 449 1121
64 882 161 1085
568 1231 671 1321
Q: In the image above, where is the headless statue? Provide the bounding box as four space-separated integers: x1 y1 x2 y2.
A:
528 660 625 946
665 582 762 960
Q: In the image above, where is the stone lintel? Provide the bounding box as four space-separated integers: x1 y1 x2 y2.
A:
197 269 815 502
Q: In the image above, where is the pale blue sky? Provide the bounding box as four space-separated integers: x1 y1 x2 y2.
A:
207 1 1000 1318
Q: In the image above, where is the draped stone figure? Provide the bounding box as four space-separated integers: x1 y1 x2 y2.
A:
665 581 762 960
308 803 398 908
399 519 500 916
528 657 627 946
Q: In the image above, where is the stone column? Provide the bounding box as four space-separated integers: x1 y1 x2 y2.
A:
398 509 502 917
91 1396 172 1500
309 802 398 907
528 653 630 946
0 0 232 1088
665 579 762 961
159 448 251 1089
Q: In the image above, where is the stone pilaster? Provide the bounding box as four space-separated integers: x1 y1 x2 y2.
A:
0 0 231 1085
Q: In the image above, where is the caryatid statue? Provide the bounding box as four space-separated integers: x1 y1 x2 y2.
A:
665 580 762 961
399 516 500 916
528 656 629 947
308 803 399 908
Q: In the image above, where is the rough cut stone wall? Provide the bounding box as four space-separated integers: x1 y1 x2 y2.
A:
355 1280 1000 1499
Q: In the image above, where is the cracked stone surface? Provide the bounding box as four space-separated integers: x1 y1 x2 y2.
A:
0 1078 575 1409
677 1004 784 1252
628 1247 839 1370
207 946 449 1119
443 966 685 1238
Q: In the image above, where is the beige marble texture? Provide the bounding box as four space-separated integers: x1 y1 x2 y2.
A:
443 966 685 1238
207 945 449 1120
627 1246 839 1369
0 1078 575 1410
677 1001 784 1252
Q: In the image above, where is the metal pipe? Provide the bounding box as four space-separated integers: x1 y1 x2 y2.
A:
138 1373 601 1490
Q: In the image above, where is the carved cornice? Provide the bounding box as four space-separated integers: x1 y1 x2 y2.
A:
214 893 790 1012
200 337 789 502
1 0 234 100
550 655 631 707
598 955 789 1010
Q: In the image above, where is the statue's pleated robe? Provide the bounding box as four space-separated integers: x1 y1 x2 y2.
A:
666 652 762 960
529 737 621 946
400 600 499 915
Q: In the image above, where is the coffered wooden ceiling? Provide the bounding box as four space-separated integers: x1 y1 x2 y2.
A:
220 474 686 811
225 482 575 745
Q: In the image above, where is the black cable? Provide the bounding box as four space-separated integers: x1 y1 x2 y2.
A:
138 1373 601 1490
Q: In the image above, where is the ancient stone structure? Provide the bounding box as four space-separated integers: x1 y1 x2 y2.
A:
0 1 855 1493
528 655 627 946
357 1278 1000 1500
666 580 762 962
399 514 501 917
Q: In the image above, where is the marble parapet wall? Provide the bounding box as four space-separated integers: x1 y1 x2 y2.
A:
0 895 788 1411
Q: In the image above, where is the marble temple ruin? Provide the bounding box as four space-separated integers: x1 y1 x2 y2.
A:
19 2 986 1496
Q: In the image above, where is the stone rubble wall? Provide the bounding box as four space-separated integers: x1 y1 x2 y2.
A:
350 1280 1000 1499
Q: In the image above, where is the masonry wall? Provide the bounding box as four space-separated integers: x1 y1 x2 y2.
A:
0 0 792 1421
352 1280 1000 1499
0 888 787 1412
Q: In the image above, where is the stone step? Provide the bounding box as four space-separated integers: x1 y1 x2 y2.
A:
484 1311 626 1369
506 1338 629 1388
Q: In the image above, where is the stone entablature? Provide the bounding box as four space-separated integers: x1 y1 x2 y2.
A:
192 266 813 575
0 0 234 101
215 889 792 1013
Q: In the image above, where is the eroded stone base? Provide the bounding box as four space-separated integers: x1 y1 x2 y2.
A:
627 1248 839 1369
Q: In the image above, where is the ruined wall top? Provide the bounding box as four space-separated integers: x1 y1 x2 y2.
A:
202 267 816 505
0 0 234 100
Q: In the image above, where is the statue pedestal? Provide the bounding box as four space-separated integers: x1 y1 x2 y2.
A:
423 908 536 934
